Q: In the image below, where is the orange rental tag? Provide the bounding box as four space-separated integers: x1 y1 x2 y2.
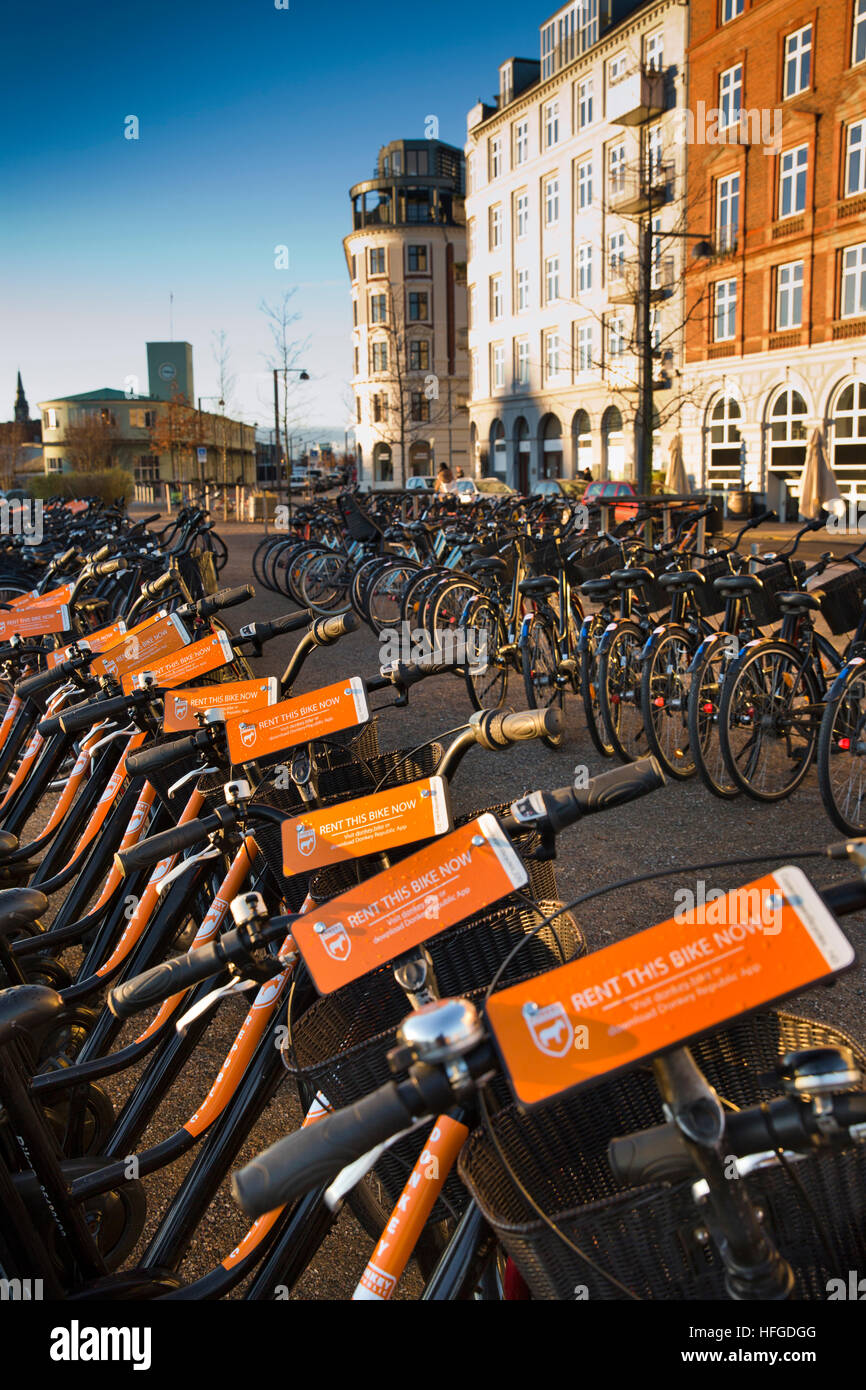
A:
292 813 527 994
485 867 855 1107
0 605 70 639
91 612 187 681
7 583 73 610
224 676 369 763
47 619 128 668
126 630 235 694
163 677 279 732
282 776 451 875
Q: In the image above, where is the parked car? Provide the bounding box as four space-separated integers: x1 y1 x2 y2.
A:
406 475 434 491
454 477 514 504
288 471 309 491
583 479 639 522
532 479 588 499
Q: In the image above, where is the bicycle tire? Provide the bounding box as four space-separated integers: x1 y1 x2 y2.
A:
817 659 866 835
718 639 820 802
640 624 697 779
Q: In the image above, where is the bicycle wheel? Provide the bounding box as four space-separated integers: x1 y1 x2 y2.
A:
297 550 352 616
818 660 866 835
366 562 421 635
718 640 820 802
640 625 696 779
597 620 648 763
687 639 741 799
426 577 483 656
463 596 509 710
521 614 564 748
579 616 614 758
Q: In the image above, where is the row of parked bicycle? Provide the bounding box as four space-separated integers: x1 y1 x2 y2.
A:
258 490 866 838
1 498 865 1302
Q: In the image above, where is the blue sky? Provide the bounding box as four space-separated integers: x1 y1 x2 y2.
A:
2 0 541 441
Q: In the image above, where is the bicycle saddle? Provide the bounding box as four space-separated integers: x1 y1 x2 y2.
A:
0 831 18 859
777 590 822 614
714 573 762 594
518 577 558 597
0 889 47 933
658 569 705 591
579 578 618 598
0 984 64 1047
467 556 508 575
610 567 655 589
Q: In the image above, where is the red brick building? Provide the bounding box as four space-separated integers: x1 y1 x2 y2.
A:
681 0 866 514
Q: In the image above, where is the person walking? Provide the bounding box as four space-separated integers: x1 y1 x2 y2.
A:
435 464 456 493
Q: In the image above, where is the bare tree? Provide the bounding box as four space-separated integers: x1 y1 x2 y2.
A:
259 290 311 476
148 390 198 482
0 422 28 489
63 412 120 472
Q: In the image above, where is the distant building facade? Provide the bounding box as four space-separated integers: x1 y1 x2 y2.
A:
345 138 470 487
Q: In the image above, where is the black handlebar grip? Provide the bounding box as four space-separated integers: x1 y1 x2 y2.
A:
59 693 141 735
124 732 204 779
313 611 360 644
231 1083 416 1218
393 657 454 688
239 611 311 643
483 707 562 748
197 585 254 621
114 817 212 876
108 941 224 1019
16 659 85 699
821 879 866 918
573 755 666 815
607 1125 690 1185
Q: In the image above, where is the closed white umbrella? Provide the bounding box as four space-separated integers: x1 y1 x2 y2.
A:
798 428 844 519
665 433 689 494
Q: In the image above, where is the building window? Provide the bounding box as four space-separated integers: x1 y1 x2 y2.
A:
721 0 744 21
779 145 808 217
134 454 160 482
43 408 59 430
545 255 560 303
577 243 592 293
833 382 866 469
768 388 808 477
407 245 428 272
372 393 389 422
709 395 742 475
470 350 479 395
776 261 804 329
719 63 743 131
370 294 388 323
490 275 503 320
489 135 502 180
352 300 358 326
410 392 430 422
489 204 502 249
514 119 529 165
578 78 593 129
129 408 156 428
351 255 357 280
855 0 866 65
842 243 866 318
607 315 626 361
516 266 530 311
645 30 664 70
577 158 593 209
47 456 63 472
714 279 737 341
353 347 360 375
608 52 627 86
515 191 529 238
466 154 475 195
545 331 560 379
371 341 388 372
406 149 428 175
846 123 866 197
407 291 429 321
608 229 625 276
716 172 740 251
650 306 661 352
355 396 362 422
369 247 386 275
409 340 430 371
576 323 593 372
544 100 560 148
515 338 530 385
544 177 560 225
608 143 626 196
492 343 505 389
783 24 812 98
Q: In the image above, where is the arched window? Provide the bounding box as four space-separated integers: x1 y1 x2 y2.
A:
373 442 393 483
832 382 866 475
602 405 624 479
707 395 742 480
572 409 591 476
540 413 562 478
408 440 432 477
490 419 506 476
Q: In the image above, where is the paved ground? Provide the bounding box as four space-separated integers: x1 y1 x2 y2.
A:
49 516 866 1297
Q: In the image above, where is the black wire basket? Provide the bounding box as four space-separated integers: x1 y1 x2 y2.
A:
693 556 733 618
748 559 808 628
458 1010 866 1300
285 896 584 1222
817 567 866 636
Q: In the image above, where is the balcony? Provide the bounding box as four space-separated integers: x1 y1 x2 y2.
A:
607 67 666 126
607 263 634 302
608 162 673 216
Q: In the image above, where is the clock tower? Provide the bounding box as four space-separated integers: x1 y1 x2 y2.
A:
146 342 195 403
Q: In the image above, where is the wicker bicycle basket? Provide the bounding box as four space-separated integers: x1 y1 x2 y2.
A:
458 1010 866 1300
285 891 584 1222
818 566 866 636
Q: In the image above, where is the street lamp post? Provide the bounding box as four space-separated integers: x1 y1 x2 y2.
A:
272 367 309 529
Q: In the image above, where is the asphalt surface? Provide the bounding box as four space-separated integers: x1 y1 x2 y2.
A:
38 518 866 1298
